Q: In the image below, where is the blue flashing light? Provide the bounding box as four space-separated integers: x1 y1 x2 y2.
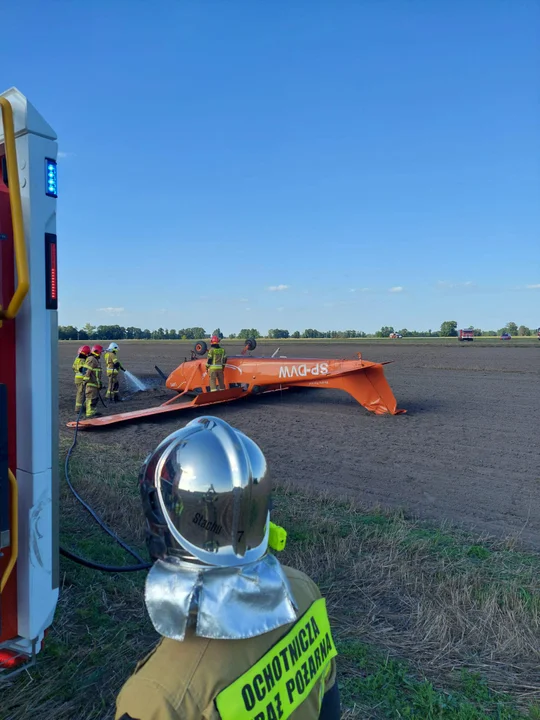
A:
45 158 58 198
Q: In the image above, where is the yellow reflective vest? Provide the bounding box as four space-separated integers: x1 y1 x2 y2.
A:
83 354 102 388
72 355 87 384
206 346 227 370
105 350 123 375
115 565 337 720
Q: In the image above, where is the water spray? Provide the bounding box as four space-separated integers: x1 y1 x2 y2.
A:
124 370 147 392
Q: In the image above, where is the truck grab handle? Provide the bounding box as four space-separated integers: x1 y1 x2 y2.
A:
0 97 29 322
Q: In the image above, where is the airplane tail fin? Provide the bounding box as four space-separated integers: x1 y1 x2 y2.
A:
325 365 406 415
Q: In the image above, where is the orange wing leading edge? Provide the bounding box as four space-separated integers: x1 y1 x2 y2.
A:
67 340 405 429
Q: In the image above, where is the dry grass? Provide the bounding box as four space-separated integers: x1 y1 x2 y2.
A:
275 485 540 705
2 439 539 719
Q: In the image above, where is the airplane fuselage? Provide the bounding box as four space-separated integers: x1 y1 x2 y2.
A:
166 356 372 392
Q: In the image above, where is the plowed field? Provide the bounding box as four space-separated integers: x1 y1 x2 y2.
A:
59 341 540 546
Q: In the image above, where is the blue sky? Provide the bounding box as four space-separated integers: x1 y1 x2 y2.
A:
3 1 539 334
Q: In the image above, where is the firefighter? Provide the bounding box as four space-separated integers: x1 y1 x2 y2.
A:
104 342 125 402
72 345 91 414
82 344 103 418
206 334 227 391
115 417 340 720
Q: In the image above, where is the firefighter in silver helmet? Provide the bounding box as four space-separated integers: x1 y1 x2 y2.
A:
115 416 340 720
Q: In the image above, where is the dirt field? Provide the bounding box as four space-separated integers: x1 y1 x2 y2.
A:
59 340 540 547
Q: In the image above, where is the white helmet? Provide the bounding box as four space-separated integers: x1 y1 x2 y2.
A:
107 342 119 351
140 416 271 567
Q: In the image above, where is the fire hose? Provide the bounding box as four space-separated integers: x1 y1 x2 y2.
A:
60 376 287 574
60 404 151 573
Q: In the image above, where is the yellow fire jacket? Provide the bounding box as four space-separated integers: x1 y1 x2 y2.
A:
206 346 227 370
83 353 102 388
72 355 87 384
105 350 124 376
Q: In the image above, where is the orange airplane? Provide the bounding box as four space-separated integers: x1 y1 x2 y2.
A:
67 340 405 429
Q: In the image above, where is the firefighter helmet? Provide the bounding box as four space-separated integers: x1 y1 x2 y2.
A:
210 334 220 344
91 344 104 355
107 342 119 352
140 416 271 567
78 345 91 355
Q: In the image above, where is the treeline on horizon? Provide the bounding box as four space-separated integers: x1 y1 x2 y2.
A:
58 321 537 341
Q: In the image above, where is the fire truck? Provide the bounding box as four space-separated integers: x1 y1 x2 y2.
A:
458 329 474 341
0 88 58 675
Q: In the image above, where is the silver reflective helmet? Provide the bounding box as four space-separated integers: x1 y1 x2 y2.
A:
140 416 271 567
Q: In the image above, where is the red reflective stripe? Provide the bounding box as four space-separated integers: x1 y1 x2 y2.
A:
49 241 57 300
45 233 58 309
